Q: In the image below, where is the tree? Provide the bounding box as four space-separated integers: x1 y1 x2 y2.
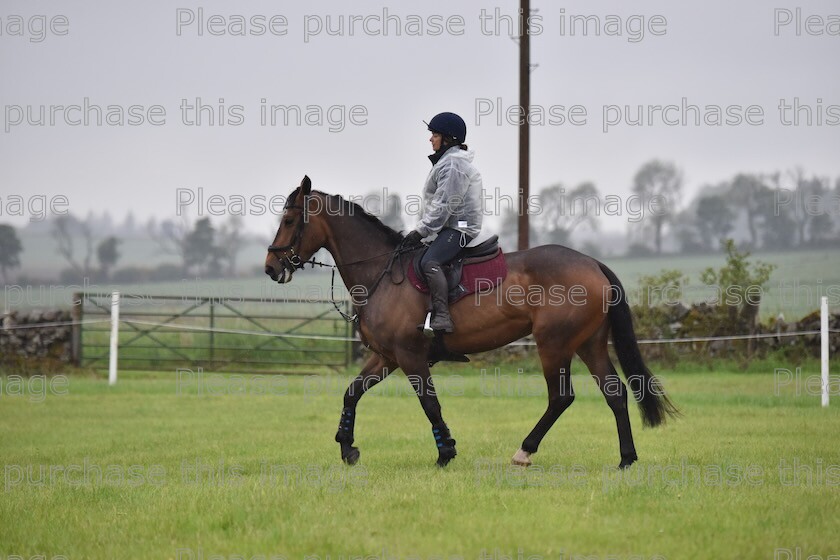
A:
0 224 23 283
97 236 121 280
121 212 136 237
727 174 769 248
381 193 405 232
100 210 114 235
363 190 405 232
217 215 246 276
151 218 190 273
184 218 220 276
786 168 827 246
695 195 736 251
500 207 537 250
536 182 600 246
700 239 776 338
755 180 796 250
833 177 840 240
674 219 704 254
631 160 683 254
808 212 834 244
51 214 95 278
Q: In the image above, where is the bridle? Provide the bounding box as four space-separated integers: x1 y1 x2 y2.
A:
266 197 308 273
266 193 419 323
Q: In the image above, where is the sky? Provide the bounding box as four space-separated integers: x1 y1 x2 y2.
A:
1 0 839 235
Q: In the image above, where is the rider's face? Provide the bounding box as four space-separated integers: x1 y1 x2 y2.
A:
430 132 442 152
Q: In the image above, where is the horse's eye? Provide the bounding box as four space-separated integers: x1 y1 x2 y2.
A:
284 217 294 226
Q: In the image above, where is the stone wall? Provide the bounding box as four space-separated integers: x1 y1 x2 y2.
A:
1 310 74 366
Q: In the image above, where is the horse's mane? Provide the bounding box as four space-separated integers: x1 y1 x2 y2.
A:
311 190 406 246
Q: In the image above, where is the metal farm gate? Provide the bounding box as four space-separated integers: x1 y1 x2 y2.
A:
72 292 356 372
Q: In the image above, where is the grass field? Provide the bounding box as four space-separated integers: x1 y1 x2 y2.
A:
2 359 839 559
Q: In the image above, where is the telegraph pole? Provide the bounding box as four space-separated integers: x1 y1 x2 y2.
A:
518 0 530 251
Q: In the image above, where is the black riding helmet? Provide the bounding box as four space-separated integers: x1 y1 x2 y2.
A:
424 112 467 144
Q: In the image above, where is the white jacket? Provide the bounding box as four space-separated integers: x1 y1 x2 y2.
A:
415 147 484 240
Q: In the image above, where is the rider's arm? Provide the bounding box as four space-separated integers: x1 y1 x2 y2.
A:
415 162 470 238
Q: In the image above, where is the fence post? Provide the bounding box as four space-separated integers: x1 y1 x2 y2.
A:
209 298 215 364
109 291 120 386
821 296 829 408
71 292 83 366
345 300 351 367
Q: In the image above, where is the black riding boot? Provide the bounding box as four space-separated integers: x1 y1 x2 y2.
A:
425 264 454 333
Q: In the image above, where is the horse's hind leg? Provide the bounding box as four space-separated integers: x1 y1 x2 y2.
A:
513 340 575 467
577 334 638 469
335 353 397 465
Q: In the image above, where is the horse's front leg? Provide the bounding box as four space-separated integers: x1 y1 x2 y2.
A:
335 354 396 465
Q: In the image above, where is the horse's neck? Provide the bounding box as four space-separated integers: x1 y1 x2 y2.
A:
323 214 397 291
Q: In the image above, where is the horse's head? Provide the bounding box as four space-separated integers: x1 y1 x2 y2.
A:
264 175 327 283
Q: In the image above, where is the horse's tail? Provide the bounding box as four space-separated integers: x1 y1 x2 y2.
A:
598 262 680 427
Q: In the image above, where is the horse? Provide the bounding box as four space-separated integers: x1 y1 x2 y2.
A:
265 176 678 469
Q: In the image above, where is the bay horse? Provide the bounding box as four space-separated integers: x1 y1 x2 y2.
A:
265 177 678 469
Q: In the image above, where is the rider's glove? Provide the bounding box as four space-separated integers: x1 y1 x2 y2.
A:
404 230 424 246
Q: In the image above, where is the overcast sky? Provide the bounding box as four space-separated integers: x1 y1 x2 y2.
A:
1 0 838 235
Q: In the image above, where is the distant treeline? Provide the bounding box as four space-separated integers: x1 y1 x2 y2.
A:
2 160 838 282
493 162 840 257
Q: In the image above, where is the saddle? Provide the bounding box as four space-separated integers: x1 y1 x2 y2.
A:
405 236 507 366
408 235 507 304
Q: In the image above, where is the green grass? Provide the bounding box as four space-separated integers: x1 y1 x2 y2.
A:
2 362 840 559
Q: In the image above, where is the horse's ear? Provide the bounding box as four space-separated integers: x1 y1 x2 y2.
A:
301 175 312 196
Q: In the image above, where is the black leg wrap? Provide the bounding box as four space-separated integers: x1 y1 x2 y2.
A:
335 407 360 465
432 424 457 467
335 407 356 445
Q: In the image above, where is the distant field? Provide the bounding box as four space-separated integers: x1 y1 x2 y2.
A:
6 235 839 321
13 233 273 278
1 363 839 558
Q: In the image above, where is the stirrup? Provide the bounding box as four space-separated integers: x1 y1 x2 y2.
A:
417 311 434 338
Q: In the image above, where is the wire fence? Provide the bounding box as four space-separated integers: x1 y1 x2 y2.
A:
4 318 836 344
2 292 837 373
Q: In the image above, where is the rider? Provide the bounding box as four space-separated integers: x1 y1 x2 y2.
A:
403 112 484 333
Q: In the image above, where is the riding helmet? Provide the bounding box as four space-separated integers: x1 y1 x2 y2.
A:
425 112 467 143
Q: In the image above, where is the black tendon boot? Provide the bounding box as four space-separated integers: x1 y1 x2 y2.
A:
335 407 360 465
432 423 457 467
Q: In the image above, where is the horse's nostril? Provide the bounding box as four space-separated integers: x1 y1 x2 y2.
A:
265 265 275 277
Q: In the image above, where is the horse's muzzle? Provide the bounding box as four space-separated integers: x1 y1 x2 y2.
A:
265 262 295 284
264 265 278 281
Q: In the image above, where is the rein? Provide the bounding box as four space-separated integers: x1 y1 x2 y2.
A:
267 193 418 324
303 244 416 323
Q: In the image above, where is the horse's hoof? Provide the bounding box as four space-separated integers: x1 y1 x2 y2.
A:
618 455 637 469
436 446 457 467
511 448 532 467
342 446 360 465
